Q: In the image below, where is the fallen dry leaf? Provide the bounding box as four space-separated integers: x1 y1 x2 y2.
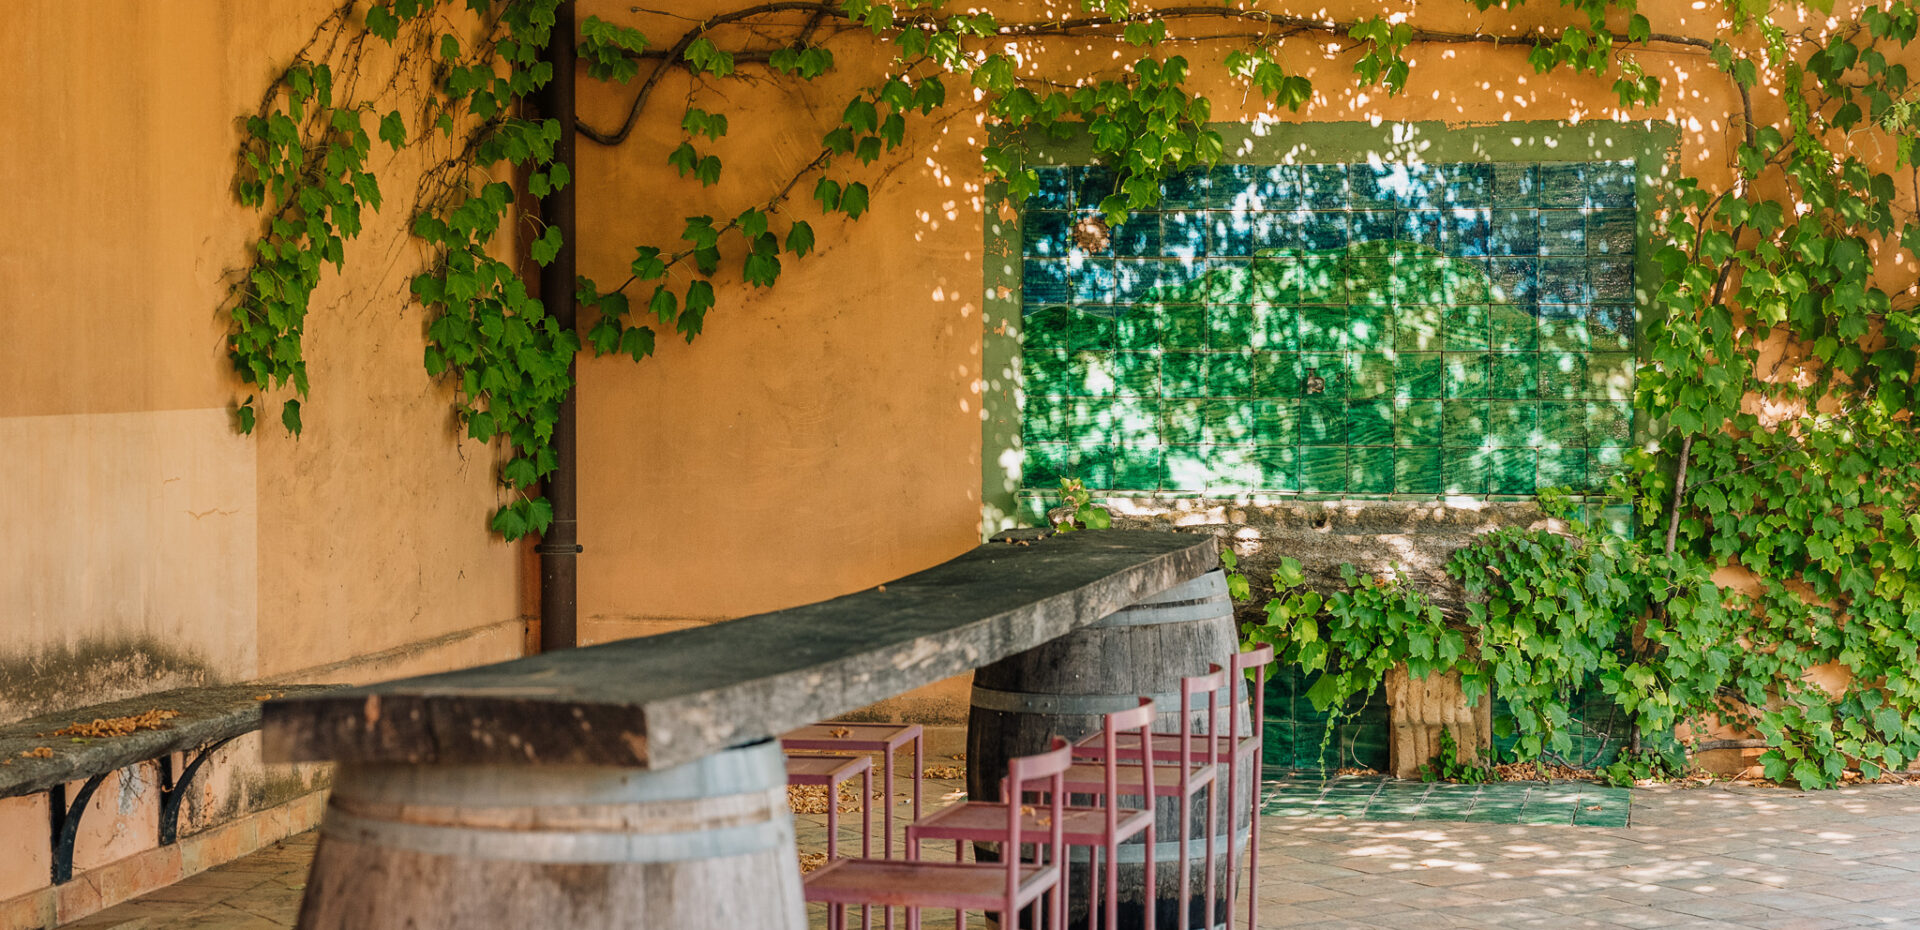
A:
798 852 829 874
21 747 54 759
923 765 965 779
50 709 179 739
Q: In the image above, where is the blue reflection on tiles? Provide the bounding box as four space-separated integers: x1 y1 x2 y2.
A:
1032 167 1075 210
1162 212 1209 259
1110 214 1164 257
1024 211 1072 257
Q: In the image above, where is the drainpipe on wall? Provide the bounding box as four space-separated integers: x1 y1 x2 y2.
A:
536 0 579 652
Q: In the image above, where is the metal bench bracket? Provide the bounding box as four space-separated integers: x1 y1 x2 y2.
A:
49 772 111 884
158 736 237 846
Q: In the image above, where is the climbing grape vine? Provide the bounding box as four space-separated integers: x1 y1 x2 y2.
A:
226 0 1920 784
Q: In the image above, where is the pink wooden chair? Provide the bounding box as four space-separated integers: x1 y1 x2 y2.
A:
1072 650 1272 930
782 722 925 859
806 738 1073 930
907 698 1158 930
786 752 874 862
1067 665 1227 930
1075 649 1267 930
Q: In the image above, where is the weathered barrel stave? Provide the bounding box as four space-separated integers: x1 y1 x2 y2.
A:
296 741 805 930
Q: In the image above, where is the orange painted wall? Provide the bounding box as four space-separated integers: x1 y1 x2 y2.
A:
567 0 1759 641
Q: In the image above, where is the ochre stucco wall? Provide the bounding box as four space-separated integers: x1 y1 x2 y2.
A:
1 3 527 923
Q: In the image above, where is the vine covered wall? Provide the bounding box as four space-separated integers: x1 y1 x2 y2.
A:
162 0 1920 782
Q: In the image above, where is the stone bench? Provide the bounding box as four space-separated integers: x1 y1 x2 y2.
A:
0 684 340 884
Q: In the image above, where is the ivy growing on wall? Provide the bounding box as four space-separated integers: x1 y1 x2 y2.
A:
225 0 1920 783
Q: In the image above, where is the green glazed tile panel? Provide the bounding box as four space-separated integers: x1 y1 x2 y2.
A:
1018 161 1637 497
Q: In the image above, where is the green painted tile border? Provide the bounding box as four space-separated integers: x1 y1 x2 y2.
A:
980 119 1681 535
1258 775 1634 826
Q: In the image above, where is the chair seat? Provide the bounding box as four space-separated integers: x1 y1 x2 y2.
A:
786 753 871 784
1074 731 1258 763
908 800 1154 846
1061 760 1214 796
782 722 923 752
804 858 1056 910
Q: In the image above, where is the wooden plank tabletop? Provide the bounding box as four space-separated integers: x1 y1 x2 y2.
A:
264 529 1218 770
0 685 343 799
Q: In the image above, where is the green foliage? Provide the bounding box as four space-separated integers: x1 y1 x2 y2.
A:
1049 478 1112 533
1419 730 1494 784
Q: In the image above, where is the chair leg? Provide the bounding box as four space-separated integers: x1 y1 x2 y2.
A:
1105 834 1119 930
1143 819 1157 930
1178 791 1191 930
1223 757 1237 930
863 766 874 930
1203 780 1217 930
954 840 964 930
1246 749 1260 930
828 781 840 860
1084 845 1096 930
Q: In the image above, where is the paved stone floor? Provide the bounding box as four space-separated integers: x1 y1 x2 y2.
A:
55 775 1920 930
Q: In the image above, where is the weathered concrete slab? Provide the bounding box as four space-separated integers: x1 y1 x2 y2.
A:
0 685 342 799
263 529 1218 770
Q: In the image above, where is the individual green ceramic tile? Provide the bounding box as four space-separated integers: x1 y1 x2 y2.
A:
1252 351 1300 397
1161 445 1210 491
1247 257 1297 303
1068 310 1119 351
1249 305 1298 351
1539 317 1590 352
1116 307 1161 351
1349 304 1395 348
1162 305 1209 349
1301 399 1349 446
1110 445 1162 490
1395 398 1443 446
1345 257 1395 304
1349 446 1395 493
1060 396 1113 437
1157 400 1207 444
1589 401 1633 443
1490 401 1539 447
1539 352 1588 399
1071 350 1119 398
1205 399 1255 443
1591 257 1635 301
1539 401 1589 447
1352 352 1395 400
1162 351 1208 397
1445 353 1489 399
1250 400 1299 446
1301 446 1348 493
1299 306 1348 352
1492 306 1540 350
1442 400 1490 447
1444 304 1491 350
1023 348 1072 396
1600 502 1634 535
1463 800 1526 823
1444 447 1490 494
1589 352 1635 400
1301 353 1348 399
1215 350 1259 396
1293 254 1347 303
1490 353 1538 399
1023 305 1072 351
1111 399 1161 444
1200 260 1257 304
1394 447 1443 494
1255 445 1299 491
1349 400 1395 445
1210 304 1255 349
1491 447 1536 494
1591 304 1634 351
1111 351 1161 397
1574 803 1631 828
1022 394 1067 443
1395 305 1445 352
1395 353 1445 400
1205 444 1262 491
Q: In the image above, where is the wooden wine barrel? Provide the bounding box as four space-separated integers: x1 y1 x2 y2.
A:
967 569 1253 930
296 740 804 930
